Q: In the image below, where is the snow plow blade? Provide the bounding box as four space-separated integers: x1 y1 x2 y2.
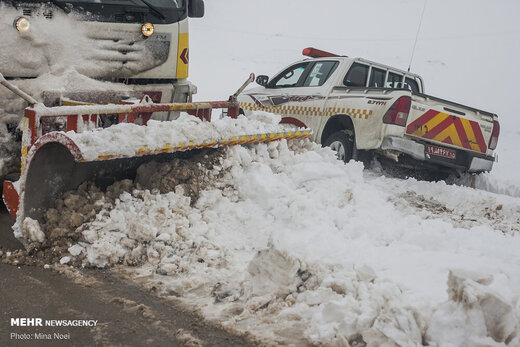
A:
2 101 312 227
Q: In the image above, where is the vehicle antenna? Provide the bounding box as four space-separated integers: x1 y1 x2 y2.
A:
408 0 428 72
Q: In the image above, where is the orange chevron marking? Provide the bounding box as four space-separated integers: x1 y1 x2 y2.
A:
434 123 463 148
406 109 487 153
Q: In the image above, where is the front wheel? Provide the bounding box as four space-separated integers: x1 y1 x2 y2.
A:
324 130 356 163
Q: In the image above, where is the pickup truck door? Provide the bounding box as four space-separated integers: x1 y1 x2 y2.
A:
320 62 385 148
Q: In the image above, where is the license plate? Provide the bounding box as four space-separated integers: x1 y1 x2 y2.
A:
426 145 456 159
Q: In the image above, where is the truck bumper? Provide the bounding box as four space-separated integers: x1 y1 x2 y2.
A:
381 136 426 161
380 136 495 173
468 156 494 173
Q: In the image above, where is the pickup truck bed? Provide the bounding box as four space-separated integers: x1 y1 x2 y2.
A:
383 92 498 173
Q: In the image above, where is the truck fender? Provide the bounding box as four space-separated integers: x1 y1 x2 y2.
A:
280 117 307 129
320 114 356 146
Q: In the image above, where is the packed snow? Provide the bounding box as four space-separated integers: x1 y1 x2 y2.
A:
19 138 519 345
64 111 301 161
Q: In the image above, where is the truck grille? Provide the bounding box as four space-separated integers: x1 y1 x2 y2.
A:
83 30 171 78
20 7 53 19
114 13 144 23
3 7 171 80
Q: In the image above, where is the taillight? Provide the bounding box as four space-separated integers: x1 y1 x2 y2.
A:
383 96 411 127
488 120 500 150
302 47 339 58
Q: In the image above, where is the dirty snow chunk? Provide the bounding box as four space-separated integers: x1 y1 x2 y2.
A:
247 249 301 297
22 218 46 243
60 256 71 264
68 244 84 256
427 270 518 345
242 249 423 346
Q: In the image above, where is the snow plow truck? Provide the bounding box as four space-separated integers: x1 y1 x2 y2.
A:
0 1 311 235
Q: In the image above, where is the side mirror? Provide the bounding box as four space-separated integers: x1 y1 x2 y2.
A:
188 0 205 18
256 75 269 87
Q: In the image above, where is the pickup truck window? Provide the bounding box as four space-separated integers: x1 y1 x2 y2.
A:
303 61 339 87
386 72 403 88
369 67 386 88
344 63 368 87
269 62 310 88
404 77 420 93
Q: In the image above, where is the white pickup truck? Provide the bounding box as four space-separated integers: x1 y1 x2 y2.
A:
238 47 500 176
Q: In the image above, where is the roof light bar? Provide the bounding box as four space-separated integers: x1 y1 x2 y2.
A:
302 47 339 58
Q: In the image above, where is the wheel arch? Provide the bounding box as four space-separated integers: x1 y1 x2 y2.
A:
280 117 307 128
320 114 355 145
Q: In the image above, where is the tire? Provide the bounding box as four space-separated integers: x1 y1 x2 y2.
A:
324 130 356 163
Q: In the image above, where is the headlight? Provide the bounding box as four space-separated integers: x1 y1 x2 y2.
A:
14 17 31 33
141 23 154 37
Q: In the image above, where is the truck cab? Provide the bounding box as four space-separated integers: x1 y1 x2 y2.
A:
2 0 205 106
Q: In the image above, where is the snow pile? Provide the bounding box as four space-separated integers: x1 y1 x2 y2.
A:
0 121 20 179
64 111 298 161
451 173 520 199
23 138 520 345
21 218 46 243
428 270 519 346
371 174 520 236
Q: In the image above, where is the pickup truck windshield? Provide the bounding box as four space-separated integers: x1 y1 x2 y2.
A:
269 62 310 88
11 0 187 24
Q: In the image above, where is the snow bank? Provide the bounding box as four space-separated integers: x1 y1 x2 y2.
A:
428 270 519 346
32 138 520 345
451 172 520 199
65 111 295 161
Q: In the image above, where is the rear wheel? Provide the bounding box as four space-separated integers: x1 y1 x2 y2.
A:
324 130 356 163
